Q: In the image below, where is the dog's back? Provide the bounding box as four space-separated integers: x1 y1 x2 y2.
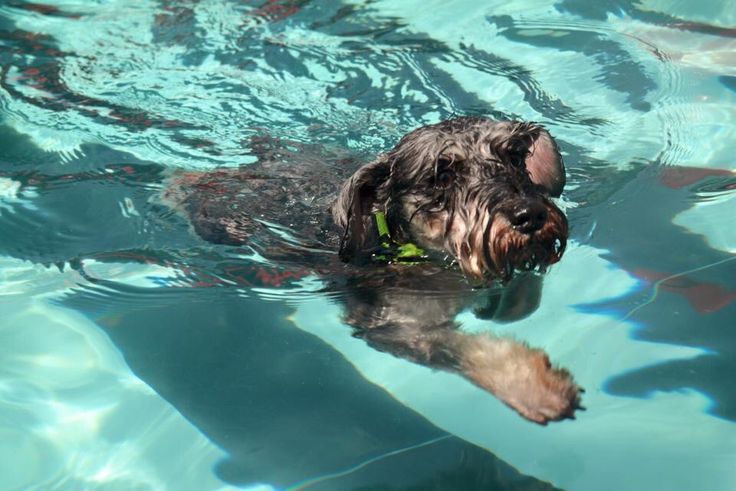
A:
164 138 353 249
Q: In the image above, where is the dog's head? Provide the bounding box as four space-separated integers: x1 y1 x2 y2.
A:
332 117 568 283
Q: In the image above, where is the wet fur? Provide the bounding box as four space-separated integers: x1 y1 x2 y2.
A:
167 117 582 424
332 118 567 281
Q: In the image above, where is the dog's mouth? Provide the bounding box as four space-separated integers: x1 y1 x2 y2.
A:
450 204 568 284
489 212 567 281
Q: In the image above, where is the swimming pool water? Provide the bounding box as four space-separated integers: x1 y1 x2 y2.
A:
1 1 735 490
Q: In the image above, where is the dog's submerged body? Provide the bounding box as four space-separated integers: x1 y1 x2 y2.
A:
165 117 582 424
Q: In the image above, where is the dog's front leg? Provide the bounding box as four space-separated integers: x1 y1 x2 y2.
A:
358 325 581 424
451 331 581 424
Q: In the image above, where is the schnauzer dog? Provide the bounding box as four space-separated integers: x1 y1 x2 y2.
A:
166 116 582 424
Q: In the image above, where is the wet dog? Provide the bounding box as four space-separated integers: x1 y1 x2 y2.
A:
166 117 582 424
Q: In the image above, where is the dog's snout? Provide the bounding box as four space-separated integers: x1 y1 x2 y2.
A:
508 201 548 234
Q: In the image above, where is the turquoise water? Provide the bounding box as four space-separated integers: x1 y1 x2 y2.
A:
1 1 736 490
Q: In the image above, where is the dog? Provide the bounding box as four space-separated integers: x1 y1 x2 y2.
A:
165 116 582 424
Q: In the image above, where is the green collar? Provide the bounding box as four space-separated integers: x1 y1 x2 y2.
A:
372 211 428 264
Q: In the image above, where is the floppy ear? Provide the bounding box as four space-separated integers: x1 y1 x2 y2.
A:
524 127 566 197
331 156 391 262
501 122 566 197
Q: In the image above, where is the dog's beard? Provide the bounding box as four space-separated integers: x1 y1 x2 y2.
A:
488 207 567 281
445 204 567 283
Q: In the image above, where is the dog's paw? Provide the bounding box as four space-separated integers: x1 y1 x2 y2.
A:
505 352 583 425
459 335 583 424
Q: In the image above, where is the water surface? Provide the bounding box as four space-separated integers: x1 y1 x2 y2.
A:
1 1 735 490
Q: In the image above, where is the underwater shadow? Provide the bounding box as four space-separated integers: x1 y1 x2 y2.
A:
570 164 736 421
60 285 560 490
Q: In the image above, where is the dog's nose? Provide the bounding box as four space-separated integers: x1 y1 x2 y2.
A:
509 201 548 234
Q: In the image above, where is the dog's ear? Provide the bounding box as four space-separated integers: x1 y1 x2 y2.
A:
503 123 566 197
525 128 565 197
331 156 391 262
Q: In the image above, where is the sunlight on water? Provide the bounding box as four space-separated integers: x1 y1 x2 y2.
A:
675 193 736 254
0 258 238 491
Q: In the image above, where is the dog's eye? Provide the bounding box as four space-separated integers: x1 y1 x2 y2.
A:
436 170 453 187
507 147 528 167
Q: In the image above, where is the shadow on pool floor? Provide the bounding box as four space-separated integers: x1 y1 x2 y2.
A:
61 287 561 491
571 164 736 422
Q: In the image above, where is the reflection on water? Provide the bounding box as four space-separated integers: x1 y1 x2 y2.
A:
1 0 736 490
572 165 736 421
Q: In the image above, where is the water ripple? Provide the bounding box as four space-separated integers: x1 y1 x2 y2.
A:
3 2 736 490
